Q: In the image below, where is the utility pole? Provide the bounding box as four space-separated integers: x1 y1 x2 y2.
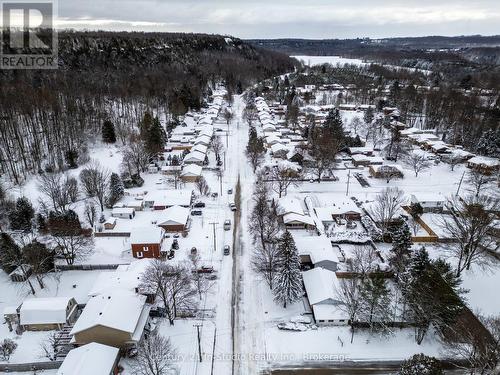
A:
209 222 218 252
456 170 466 196
210 328 217 375
194 323 202 362
346 170 351 196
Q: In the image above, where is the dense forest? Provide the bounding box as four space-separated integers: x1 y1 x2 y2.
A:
0 31 297 184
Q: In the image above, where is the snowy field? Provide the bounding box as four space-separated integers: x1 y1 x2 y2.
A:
292 55 366 67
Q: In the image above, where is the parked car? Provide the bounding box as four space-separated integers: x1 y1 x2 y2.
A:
167 250 175 260
194 266 214 274
224 219 231 230
191 247 197 255
223 245 230 255
229 203 237 211
193 201 206 208
191 210 203 216
211 192 219 198
227 188 233 194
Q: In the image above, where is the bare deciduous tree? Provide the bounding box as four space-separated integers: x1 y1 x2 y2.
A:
195 176 210 196
141 260 196 325
132 332 178 375
439 194 498 277
269 163 302 198
466 169 494 197
369 187 406 235
79 160 110 211
51 231 93 266
405 152 431 177
40 332 63 361
38 173 72 213
335 276 363 343
122 141 151 177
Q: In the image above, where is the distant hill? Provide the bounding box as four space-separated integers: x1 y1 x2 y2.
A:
247 35 500 56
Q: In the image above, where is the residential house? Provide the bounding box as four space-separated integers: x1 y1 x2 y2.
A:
70 292 151 349
157 205 190 232
467 156 499 175
180 164 203 182
302 268 347 326
410 193 446 213
369 164 404 179
57 343 120 375
144 190 193 210
293 234 339 272
183 150 206 165
130 226 164 259
20 297 78 331
111 207 135 220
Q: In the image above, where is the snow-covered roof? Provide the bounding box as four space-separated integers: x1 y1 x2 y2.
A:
145 189 192 207
158 205 190 226
192 144 208 154
181 164 203 177
293 234 339 264
130 226 163 245
468 156 499 167
348 147 373 155
302 268 340 305
183 150 206 162
112 207 135 215
277 196 304 216
271 143 290 154
58 342 119 375
71 291 148 336
410 192 446 203
20 297 74 326
312 304 347 321
88 259 153 297
283 212 316 226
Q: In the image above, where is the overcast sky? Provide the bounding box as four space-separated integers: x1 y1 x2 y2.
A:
51 0 500 38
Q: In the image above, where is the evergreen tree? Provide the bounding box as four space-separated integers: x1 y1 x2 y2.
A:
323 109 345 146
364 106 374 125
106 173 124 208
273 231 303 308
398 353 443 375
145 117 166 155
171 155 180 166
389 222 412 275
65 149 79 168
102 120 116 143
8 197 34 231
359 273 392 332
0 232 22 273
139 112 153 139
476 128 500 158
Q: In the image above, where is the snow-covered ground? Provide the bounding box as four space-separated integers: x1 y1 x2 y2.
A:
292 55 366 67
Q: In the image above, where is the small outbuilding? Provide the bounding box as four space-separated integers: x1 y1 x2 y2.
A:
20 297 78 331
57 342 120 375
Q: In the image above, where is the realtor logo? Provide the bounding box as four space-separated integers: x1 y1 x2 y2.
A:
1 1 57 69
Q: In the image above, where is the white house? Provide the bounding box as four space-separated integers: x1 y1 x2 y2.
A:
111 207 135 219
20 297 78 331
158 205 190 232
293 234 339 271
302 268 348 326
58 343 120 375
181 164 203 182
183 150 206 165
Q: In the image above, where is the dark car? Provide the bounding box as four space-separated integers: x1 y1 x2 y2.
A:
167 250 175 260
191 247 197 255
191 210 203 216
227 188 233 194
194 266 214 274
193 202 206 208
223 245 230 256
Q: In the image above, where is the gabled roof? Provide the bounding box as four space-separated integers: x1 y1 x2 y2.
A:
88 259 154 297
20 297 74 325
58 343 119 375
158 205 190 226
283 212 315 226
302 267 340 305
293 234 339 264
181 164 203 177
71 291 147 336
183 150 206 162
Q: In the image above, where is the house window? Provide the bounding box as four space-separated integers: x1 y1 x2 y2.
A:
136 252 143 258
143 246 149 252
